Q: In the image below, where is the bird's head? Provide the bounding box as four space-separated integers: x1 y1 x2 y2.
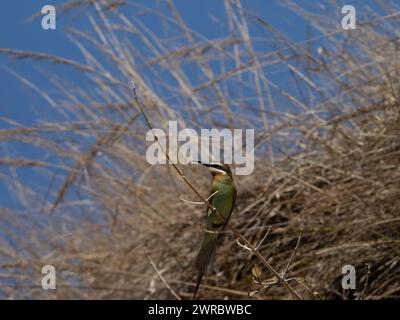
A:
193 161 233 180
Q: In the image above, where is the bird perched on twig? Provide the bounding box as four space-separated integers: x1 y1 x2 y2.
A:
193 162 237 299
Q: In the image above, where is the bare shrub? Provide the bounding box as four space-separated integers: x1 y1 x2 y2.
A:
0 0 399 299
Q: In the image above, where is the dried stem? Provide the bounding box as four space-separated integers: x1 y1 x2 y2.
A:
145 247 182 300
132 82 303 300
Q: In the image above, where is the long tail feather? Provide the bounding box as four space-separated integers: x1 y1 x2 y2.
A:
193 235 218 299
193 270 204 299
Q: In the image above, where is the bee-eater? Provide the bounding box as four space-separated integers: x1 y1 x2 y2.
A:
193 162 237 299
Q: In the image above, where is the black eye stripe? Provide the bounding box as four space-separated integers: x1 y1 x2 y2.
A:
210 164 225 170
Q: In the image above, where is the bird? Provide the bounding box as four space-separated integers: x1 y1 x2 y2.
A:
193 162 237 299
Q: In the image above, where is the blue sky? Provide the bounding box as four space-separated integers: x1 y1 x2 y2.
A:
0 1 283 123
0 0 384 123
0 0 388 209
0 0 302 209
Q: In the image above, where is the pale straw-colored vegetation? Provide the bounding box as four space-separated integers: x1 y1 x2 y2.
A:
0 0 399 299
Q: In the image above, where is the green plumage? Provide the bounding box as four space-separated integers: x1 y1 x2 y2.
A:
193 165 237 298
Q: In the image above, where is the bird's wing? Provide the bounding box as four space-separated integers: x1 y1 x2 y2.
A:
231 187 237 214
225 186 237 223
206 185 218 216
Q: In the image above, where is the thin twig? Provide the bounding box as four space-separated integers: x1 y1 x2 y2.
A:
282 232 302 277
132 81 303 300
180 190 219 205
256 226 272 250
287 277 322 300
360 263 371 300
180 197 206 205
145 248 182 300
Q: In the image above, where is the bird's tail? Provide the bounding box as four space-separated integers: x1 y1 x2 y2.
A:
193 234 218 299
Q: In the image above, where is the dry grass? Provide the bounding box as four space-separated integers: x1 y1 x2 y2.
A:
0 0 399 299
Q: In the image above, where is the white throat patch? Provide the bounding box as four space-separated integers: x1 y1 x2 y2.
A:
209 167 226 175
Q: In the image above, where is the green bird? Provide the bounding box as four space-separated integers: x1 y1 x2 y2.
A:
193 162 237 299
